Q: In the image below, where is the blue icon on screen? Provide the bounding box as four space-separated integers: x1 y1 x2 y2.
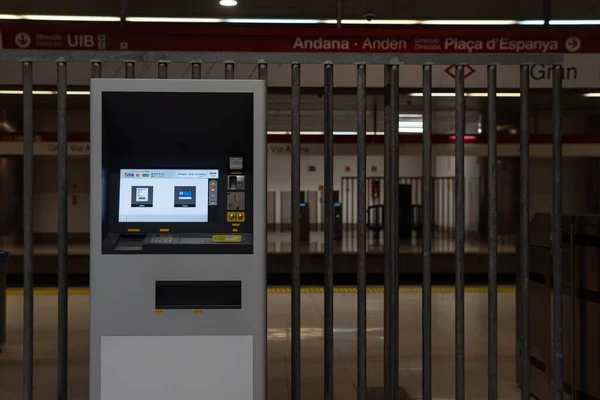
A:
178 190 193 200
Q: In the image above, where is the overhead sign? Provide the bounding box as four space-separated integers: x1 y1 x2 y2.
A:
0 24 599 54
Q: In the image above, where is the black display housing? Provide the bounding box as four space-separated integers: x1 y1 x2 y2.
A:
101 91 254 254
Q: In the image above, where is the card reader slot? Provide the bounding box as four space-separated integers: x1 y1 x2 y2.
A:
155 281 242 309
115 234 145 251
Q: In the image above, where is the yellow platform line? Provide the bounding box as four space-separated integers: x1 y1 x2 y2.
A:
7 286 515 296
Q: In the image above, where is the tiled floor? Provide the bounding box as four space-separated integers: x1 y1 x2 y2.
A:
1 231 517 256
0 290 521 399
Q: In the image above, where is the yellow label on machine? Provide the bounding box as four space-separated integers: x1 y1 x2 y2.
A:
226 212 245 222
212 234 242 243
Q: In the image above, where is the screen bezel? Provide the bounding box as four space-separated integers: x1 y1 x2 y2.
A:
105 157 253 235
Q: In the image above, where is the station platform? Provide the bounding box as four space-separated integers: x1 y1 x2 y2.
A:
0 288 521 400
1 230 517 256
0 230 518 283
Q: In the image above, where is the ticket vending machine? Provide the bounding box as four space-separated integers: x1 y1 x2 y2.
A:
89 79 266 400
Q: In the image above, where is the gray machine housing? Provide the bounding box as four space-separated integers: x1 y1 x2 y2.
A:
90 79 266 400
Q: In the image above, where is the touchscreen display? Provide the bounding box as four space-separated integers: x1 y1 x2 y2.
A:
118 169 219 223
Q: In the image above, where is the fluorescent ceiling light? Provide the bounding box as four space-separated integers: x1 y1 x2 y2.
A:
32 90 58 95
227 18 323 24
0 14 557 27
0 90 55 95
23 14 120 22
517 20 545 25
399 114 423 133
409 92 520 97
127 17 223 23
409 92 455 97
421 19 517 25
0 90 90 95
324 19 420 24
67 90 91 95
467 92 521 97
549 20 600 25
220 0 238 5
582 93 600 97
398 127 423 133
267 131 383 135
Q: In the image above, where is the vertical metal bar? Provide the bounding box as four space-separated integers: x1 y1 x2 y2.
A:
383 65 392 399
158 62 168 79
125 62 135 78
570 222 577 400
120 0 128 25
543 0 551 25
488 64 498 400
324 63 335 400
91 61 102 79
225 63 235 79
454 65 466 400
351 178 355 227
422 64 433 400
191 63 202 79
291 62 302 400
391 64 400 400
258 62 268 81
356 63 367 400
552 64 564 400
441 180 445 229
448 179 451 231
57 61 69 400
519 65 531 400
22 60 34 400
446 179 450 230
342 179 346 231
384 64 400 400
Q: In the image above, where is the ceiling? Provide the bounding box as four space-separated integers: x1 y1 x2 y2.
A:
2 0 600 20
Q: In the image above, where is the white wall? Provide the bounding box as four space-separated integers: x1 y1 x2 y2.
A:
434 156 481 231
267 153 480 230
529 158 599 217
33 156 90 233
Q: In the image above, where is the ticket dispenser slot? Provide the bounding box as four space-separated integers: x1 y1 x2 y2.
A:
155 281 242 309
114 234 145 251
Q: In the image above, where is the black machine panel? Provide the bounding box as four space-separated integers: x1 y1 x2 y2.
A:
155 281 242 310
101 91 255 254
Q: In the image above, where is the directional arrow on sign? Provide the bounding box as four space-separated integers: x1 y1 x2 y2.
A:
15 32 32 49
444 65 476 79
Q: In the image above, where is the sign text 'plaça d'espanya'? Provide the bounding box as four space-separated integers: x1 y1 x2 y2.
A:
293 36 571 53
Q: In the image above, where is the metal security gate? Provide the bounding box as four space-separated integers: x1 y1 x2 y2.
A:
5 51 565 400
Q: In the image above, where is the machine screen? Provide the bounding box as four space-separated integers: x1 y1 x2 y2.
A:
118 169 219 223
